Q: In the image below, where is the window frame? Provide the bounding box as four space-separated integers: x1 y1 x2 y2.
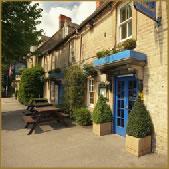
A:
87 78 95 107
118 2 133 42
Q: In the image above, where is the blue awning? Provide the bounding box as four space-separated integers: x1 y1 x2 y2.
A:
93 50 146 67
48 72 64 79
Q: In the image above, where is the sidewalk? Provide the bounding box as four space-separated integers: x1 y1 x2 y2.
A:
1 98 168 168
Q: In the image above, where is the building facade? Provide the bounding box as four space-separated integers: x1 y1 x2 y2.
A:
28 1 168 155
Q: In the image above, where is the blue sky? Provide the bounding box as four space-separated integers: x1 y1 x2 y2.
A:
32 1 96 37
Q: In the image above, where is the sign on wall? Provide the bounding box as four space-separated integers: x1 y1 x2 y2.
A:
134 1 156 21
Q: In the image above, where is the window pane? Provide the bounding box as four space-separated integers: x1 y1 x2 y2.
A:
117 118 121 126
128 20 132 37
120 6 127 23
118 108 121 117
90 92 94 104
121 110 124 118
91 85 94 92
121 119 124 127
121 24 127 40
127 5 132 18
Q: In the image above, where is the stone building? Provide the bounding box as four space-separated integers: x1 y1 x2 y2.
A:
29 1 168 155
31 15 78 104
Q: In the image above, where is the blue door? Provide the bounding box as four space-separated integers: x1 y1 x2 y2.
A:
58 83 63 104
114 76 138 136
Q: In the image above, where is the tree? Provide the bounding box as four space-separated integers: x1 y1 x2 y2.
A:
18 66 44 105
63 65 86 115
1 1 43 63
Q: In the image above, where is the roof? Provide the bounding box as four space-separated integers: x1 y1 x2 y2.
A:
41 35 50 42
37 1 113 56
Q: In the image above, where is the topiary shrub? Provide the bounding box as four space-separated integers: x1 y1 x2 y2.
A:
73 107 92 126
126 96 153 138
92 95 112 124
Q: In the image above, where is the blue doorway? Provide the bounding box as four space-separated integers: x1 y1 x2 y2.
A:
114 76 138 136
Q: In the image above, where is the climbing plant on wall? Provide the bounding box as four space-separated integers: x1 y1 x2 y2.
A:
63 65 86 116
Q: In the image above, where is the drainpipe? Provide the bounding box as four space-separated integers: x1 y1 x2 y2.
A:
80 34 83 63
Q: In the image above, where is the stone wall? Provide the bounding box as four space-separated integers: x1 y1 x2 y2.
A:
135 1 168 155
71 1 168 155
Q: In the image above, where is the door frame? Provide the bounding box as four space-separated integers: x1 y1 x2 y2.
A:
113 75 138 136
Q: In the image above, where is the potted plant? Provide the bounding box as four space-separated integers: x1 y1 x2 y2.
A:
126 96 153 157
92 95 112 136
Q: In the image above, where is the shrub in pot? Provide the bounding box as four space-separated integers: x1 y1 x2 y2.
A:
73 107 92 126
92 95 112 136
126 96 153 157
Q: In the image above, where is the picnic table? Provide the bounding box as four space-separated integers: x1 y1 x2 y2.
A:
23 106 69 135
23 98 52 115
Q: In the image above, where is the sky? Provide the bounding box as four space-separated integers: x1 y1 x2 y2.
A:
32 1 96 37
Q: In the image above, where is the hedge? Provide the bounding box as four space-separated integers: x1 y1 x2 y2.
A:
73 107 92 126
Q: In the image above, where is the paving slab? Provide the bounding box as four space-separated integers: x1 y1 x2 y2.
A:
1 98 168 168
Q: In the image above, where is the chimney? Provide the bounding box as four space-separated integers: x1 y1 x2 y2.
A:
96 1 104 8
59 14 72 29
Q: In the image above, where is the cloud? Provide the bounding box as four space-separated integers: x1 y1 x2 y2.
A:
32 1 96 37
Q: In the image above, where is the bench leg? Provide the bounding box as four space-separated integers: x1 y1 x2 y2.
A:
25 123 30 128
57 116 68 127
27 122 38 135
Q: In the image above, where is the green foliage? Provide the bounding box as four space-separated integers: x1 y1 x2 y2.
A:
1 63 9 92
122 38 136 50
96 50 106 58
96 49 111 58
96 39 136 59
2 1 43 63
63 65 86 115
117 38 136 51
83 64 97 78
92 95 112 124
126 96 153 138
18 68 26 75
18 66 44 105
73 107 92 126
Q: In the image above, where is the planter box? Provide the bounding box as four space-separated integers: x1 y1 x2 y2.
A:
93 122 112 136
125 135 152 157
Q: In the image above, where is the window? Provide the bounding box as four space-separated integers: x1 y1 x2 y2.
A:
44 57 48 72
52 53 55 70
88 79 95 106
119 3 132 41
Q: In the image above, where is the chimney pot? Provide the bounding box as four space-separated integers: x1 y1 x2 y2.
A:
59 14 72 29
96 1 104 8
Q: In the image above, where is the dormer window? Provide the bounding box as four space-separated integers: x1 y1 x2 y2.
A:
119 3 132 41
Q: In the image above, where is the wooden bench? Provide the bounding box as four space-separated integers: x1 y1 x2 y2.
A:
22 108 69 135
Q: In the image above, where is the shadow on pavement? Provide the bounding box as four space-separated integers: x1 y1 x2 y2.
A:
2 109 75 134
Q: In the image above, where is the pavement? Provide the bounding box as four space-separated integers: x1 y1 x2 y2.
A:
1 97 168 168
